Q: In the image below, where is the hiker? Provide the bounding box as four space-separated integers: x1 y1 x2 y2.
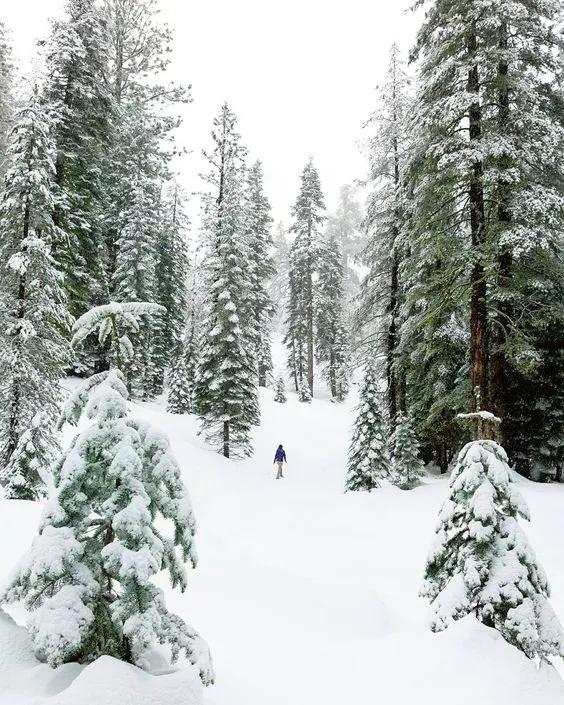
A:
273 444 287 479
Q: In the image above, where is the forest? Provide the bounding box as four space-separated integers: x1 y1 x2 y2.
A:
0 1 563 704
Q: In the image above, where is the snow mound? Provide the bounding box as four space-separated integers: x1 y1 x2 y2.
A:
0 610 203 705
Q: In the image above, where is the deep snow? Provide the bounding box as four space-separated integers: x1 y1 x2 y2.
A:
1 385 564 705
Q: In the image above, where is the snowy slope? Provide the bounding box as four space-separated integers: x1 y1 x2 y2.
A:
1 387 564 705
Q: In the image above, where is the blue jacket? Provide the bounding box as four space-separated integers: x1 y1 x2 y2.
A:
274 448 286 462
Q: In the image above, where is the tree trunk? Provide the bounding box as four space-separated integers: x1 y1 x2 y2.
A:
329 349 337 399
223 420 230 459
490 21 512 442
467 25 489 427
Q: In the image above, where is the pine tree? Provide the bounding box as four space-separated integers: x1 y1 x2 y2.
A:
0 413 57 501
408 0 564 473
167 317 198 416
99 0 190 393
359 44 411 431
421 431 564 662
43 0 113 323
285 158 326 396
193 104 259 458
269 221 290 329
315 231 350 401
345 363 389 491
167 349 192 415
297 378 312 403
1 303 214 684
0 92 71 500
390 412 425 490
0 20 14 176
274 376 287 403
246 160 274 386
326 184 363 318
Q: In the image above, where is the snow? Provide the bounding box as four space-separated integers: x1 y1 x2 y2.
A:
1 385 564 704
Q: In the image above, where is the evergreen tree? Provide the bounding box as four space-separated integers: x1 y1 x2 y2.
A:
99 0 190 394
345 363 389 491
167 315 198 416
0 20 13 175
1 303 214 684
269 221 290 329
193 104 259 458
421 432 564 662
153 183 190 395
167 348 192 415
359 44 411 431
285 158 326 396
315 231 350 401
0 413 57 501
0 92 70 500
408 0 564 474
43 0 113 322
246 160 274 386
274 376 287 404
297 378 312 403
326 184 363 306
390 412 425 489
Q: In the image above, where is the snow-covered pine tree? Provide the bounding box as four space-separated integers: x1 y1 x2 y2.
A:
420 425 564 662
246 160 274 387
98 0 190 392
152 183 190 395
1 302 214 684
167 346 192 415
269 221 290 329
315 230 350 401
390 412 425 489
0 20 14 176
325 185 363 339
43 0 113 323
193 104 259 458
358 44 411 432
1 413 57 501
285 158 326 396
274 376 287 404
297 378 312 403
408 0 564 473
345 363 389 491
0 91 71 500
111 143 162 398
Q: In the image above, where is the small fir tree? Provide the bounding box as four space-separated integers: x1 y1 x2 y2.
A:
345 363 390 491
274 376 287 404
1 302 214 684
420 430 564 662
297 378 312 403
390 412 425 489
167 332 196 415
0 414 56 501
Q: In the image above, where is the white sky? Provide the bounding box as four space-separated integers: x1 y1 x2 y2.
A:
2 0 420 223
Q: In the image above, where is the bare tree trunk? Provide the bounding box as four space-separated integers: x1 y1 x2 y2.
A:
467 25 489 428
223 420 230 459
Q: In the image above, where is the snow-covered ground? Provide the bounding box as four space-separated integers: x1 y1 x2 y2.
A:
1 385 564 705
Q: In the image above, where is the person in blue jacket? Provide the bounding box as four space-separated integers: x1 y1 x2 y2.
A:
273 444 287 479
